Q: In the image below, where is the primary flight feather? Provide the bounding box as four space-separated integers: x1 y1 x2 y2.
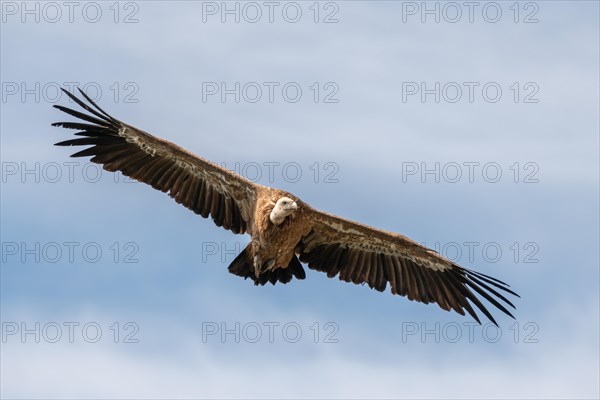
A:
52 88 519 325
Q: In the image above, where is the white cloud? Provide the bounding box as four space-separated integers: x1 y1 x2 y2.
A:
2 307 598 399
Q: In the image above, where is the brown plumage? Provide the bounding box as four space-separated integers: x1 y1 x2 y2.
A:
52 88 519 325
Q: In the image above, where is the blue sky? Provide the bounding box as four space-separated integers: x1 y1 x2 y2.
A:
1 1 599 398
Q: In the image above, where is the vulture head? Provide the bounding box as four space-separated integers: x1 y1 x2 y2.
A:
270 197 298 225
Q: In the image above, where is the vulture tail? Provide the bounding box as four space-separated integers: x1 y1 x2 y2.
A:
227 244 306 286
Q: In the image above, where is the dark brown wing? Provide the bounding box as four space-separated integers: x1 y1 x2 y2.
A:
300 207 519 325
52 88 258 234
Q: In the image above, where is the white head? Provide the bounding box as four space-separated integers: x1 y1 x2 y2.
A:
269 197 298 225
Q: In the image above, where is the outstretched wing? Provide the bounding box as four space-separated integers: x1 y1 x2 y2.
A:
300 207 519 325
52 88 258 234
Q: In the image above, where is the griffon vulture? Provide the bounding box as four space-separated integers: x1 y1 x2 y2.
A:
52 88 518 325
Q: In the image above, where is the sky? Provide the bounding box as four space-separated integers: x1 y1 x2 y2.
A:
1 1 599 399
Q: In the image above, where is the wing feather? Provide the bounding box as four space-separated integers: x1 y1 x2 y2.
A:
52 88 258 234
384 254 398 295
300 207 519 325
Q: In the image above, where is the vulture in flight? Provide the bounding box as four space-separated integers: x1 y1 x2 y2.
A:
52 88 518 325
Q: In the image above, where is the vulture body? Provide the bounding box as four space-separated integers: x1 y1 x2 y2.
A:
52 88 519 325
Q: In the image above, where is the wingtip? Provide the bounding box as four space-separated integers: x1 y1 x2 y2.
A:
487 314 499 327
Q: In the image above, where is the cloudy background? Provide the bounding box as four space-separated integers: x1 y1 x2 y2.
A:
1 1 598 398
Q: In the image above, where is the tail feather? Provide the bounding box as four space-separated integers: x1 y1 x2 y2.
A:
227 245 305 286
